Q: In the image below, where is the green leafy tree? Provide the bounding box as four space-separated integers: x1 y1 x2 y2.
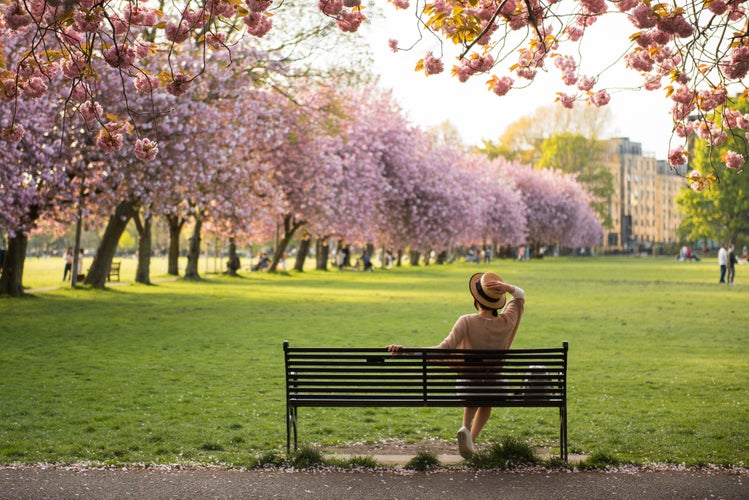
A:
677 98 749 245
536 133 614 228
478 105 611 165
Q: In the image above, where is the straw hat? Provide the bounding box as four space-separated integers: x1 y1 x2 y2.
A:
468 272 507 310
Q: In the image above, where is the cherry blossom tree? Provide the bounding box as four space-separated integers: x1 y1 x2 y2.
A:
459 152 528 249
0 33 82 296
504 163 603 255
294 86 410 271
0 98 67 296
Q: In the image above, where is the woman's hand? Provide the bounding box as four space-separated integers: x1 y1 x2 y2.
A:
386 344 405 353
483 280 515 295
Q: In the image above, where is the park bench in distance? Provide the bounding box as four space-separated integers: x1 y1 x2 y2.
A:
107 261 121 282
283 341 568 460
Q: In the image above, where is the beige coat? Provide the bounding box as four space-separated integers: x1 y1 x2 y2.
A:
435 298 524 351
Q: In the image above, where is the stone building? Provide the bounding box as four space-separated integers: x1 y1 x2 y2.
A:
601 138 686 253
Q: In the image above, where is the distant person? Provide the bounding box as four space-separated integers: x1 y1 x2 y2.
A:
361 251 373 272
62 247 74 281
727 244 737 285
76 249 85 280
718 243 728 283
252 252 269 271
340 245 351 269
387 272 526 459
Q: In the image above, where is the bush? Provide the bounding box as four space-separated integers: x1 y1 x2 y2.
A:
326 454 381 469
291 446 325 469
469 436 538 469
578 451 623 470
405 450 441 471
252 451 287 468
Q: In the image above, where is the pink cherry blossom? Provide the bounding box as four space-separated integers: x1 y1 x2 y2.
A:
244 12 273 37
165 74 191 96
723 150 744 170
79 100 103 122
669 146 688 167
3 2 32 29
557 93 575 109
165 21 191 43
318 0 343 16
1 123 24 142
247 0 272 12
135 138 159 161
335 10 363 32
490 75 513 96
423 52 444 75
589 89 610 107
95 128 124 153
103 44 136 70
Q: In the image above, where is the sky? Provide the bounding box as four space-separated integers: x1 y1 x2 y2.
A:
359 6 675 159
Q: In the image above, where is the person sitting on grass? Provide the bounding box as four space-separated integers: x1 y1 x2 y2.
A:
387 272 525 459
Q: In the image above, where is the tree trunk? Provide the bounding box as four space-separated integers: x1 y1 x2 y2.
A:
409 250 420 266
85 200 136 288
133 213 152 285
184 216 202 280
0 233 28 297
167 215 184 276
226 237 240 276
294 234 311 272
268 214 305 272
397 249 403 267
316 238 329 271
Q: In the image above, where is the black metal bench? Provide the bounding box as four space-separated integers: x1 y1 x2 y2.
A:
283 340 569 460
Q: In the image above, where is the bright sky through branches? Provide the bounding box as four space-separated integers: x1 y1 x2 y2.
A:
361 7 673 159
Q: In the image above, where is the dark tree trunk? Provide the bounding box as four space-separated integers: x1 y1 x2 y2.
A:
0 233 28 297
226 237 240 276
316 238 329 271
268 214 304 272
397 249 403 267
133 213 152 285
85 200 136 288
167 215 184 276
184 216 202 280
294 234 311 272
409 250 420 266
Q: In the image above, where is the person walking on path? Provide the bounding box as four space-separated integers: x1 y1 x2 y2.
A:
718 243 728 283
727 244 738 284
62 247 74 281
387 272 526 459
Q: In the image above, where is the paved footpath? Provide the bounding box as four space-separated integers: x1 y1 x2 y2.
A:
2 467 747 500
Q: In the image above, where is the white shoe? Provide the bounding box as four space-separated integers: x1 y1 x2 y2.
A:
457 426 475 459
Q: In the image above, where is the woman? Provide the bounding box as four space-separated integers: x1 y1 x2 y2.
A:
62 247 74 281
387 271 526 458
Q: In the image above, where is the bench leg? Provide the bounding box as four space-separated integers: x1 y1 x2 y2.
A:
559 405 568 461
286 406 298 454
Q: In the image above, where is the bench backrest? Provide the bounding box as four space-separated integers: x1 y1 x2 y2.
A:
284 341 567 408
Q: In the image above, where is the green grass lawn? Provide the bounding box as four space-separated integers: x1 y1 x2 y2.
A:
1 256 747 467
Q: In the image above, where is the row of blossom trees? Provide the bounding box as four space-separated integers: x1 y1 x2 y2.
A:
0 43 602 295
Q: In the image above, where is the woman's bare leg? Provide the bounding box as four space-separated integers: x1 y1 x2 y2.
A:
471 407 492 442
462 407 478 429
